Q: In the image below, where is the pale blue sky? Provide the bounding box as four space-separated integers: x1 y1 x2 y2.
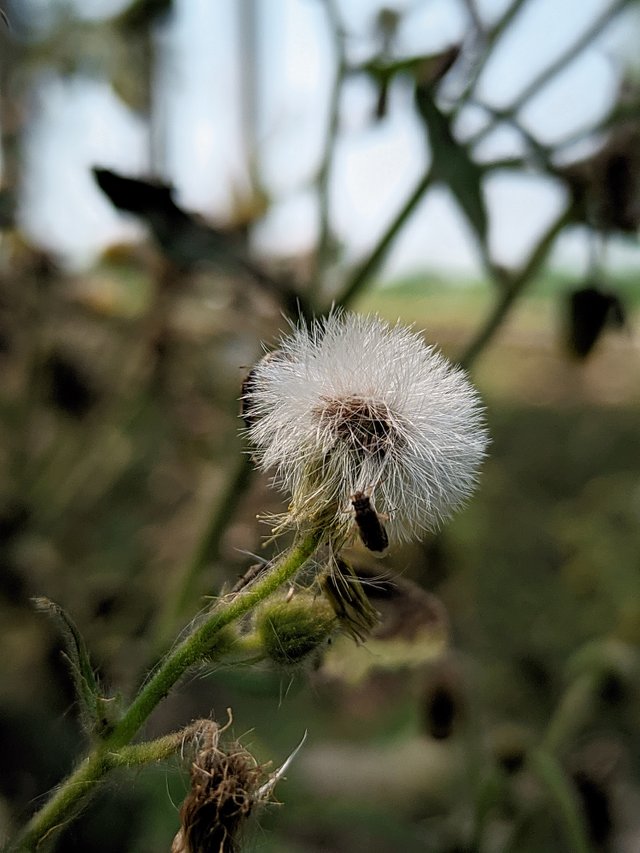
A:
16 0 640 278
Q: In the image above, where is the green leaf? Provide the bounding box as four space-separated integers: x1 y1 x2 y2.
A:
357 47 460 89
114 0 173 32
32 597 116 737
528 748 593 853
415 85 488 244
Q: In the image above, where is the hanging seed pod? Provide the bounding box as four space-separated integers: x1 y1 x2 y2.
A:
172 721 266 853
172 718 306 853
421 659 465 740
565 285 625 359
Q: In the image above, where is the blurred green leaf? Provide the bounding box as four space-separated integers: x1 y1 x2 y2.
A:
415 84 488 244
114 0 173 32
528 748 593 853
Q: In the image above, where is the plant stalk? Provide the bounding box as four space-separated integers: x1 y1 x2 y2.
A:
11 529 322 851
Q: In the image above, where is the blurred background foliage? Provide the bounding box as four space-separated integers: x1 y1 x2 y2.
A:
1 0 640 851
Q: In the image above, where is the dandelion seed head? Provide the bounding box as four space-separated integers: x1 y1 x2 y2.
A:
243 312 488 542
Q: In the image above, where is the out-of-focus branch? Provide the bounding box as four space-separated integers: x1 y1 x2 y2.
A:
553 102 640 153
334 0 631 316
310 0 347 303
460 0 484 37
456 0 531 104
467 0 635 148
458 205 575 369
335 167 434 309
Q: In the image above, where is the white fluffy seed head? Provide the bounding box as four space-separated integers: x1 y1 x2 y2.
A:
242 312 489 543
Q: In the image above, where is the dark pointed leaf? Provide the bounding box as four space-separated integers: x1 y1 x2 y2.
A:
566 285 626 359
92 167 306 315
114 0 173 32
415 85 488 243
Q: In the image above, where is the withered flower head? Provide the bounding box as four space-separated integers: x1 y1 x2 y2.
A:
172 720 271 853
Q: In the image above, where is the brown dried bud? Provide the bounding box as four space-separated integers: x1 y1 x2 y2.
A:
172 720 270 853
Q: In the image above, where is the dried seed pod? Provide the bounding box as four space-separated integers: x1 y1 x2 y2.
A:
172 721 266 853
321 557 380 643
172 718 306 853
565 285 625 359
559 124 640 233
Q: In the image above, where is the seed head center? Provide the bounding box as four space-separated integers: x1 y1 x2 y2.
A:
316 395 401 458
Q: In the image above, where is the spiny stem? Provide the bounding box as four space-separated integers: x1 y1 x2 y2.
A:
10 529 322 852
9 751 108 853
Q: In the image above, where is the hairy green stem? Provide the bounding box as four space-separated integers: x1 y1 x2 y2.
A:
10 751 108 852
11 529 322 851
107 728 198 768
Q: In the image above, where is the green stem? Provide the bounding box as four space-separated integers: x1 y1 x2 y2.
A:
458 205 574 369
107 728 196 768
112 529 321 748
527 748 593 853
10 751 108 852
542 672 599 756
335 167 434 309
11 529 322 851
